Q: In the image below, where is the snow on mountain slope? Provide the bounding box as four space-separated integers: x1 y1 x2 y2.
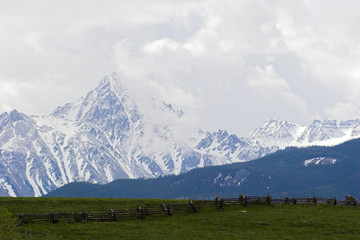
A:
247 119 306 148
248 119 360 148
1 73 359 197
194 129 277 163
303 157 337 166
1 73 263 196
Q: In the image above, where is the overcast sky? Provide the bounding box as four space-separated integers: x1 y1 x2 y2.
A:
1 0 360 135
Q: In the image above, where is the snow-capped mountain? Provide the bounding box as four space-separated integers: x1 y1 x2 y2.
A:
1 73 360 197
248 118 360 148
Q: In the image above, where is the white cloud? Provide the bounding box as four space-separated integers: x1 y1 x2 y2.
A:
325 102 360 121
0 77 38 113
143 38 180 54
0 81 18 97
246 65 315 123
248 65 293 96
1 0 360 135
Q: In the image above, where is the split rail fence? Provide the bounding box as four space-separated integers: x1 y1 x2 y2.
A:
16 195 359 225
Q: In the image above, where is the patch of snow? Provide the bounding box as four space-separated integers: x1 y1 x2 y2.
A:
85 171 91 181
26 158 42 197
104 165 113 182
36 174 47 196
304 157 337 166
224 175 232 181
213 172 222 184
0 178 16 197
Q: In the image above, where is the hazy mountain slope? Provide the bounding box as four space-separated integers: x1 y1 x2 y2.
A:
45 138 360 199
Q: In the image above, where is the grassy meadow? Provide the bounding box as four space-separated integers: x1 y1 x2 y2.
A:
0 197 359 239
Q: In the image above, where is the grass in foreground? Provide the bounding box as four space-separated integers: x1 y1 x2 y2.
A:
0 197 187 213
1 197 360 239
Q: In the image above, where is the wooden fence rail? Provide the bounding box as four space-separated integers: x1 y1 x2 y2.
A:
16 195 358 224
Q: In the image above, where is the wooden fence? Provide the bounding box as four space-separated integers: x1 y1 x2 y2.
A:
16 195 359 225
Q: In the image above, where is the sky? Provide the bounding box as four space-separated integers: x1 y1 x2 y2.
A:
1 0 360 135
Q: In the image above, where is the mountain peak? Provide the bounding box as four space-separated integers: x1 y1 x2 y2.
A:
263 118 294 126
216 129 229 140
311 119 322 125
98 72 127 93
8 109 25 122
50 73 133 121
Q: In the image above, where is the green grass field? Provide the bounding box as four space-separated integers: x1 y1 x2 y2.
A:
1 197 360 239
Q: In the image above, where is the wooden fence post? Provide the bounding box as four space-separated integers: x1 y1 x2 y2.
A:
50 211 57 223
219 199 225 209
137 206 144 219
266 194 272 205
189 200 198 213
285 197 289 204
215 196 220 207
244 196 248 207
293 198 297 205
167 205 173 216
160 203 167 213
334 197 337 205
81 212 88 222
160 203 173 216
17 213 24 226
313 196 317 205
239 194 245 205
109 209 117 221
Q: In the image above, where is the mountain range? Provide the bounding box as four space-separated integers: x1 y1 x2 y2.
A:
1 73 360 197
45 138 360 199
